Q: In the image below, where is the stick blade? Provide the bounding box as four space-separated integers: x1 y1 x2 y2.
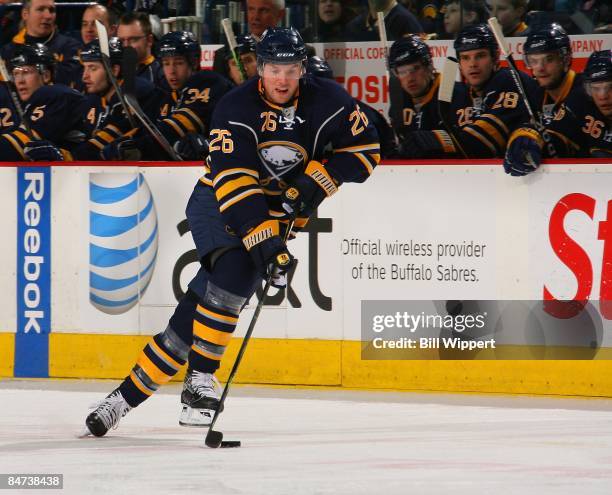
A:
439 57 459 104
487 17 509 56
122 46 138 97
95 20 110 57
205 430 224 449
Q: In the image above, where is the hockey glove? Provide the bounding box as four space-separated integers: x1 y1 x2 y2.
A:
503 126 544 177
174 132 209 161
281 160 339 217
101 137 142 161
24 140 64 162
242 220 295 289
398 130 457 158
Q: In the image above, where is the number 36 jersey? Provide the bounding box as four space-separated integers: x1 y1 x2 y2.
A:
206 75 380 236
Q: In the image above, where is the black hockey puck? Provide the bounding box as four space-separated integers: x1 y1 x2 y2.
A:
220 440 241 448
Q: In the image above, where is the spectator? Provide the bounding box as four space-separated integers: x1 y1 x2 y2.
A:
344 0 424 41
0 0 82 86
0 0 21 47
213 0 285 78
398 1 443 34
301 0 357 42
117 11 164 87
440 0 487 39
246 0 285 40
489 0 529 36
81 4 117 45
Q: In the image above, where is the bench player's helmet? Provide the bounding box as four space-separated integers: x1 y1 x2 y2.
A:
453 23 498 58
584 50 612 83
306 56 334 79
80 37 124 66
10 43 56 76
389 35 432 74
224 34 257 60
158 31 201 71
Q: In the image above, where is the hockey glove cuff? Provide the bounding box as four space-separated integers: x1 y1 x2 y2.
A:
242 219 295 288
282 160 339 217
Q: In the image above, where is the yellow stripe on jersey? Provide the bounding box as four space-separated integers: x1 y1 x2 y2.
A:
164 118 186 138
219 189 264 213
178 107 205 132
213 168 260 186
473 120 507 150
463 126 497 154
215 175 259 201
196 304 239 325
480 113 509 135
199 176 213 186
174 112 197 134
334 143 380 153
13 130 31 146
96 130 116 144
193 321 233 346
3 134 27 160
355 152 374 175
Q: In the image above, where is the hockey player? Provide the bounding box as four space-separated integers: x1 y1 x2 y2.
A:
83 27 380 437
400 23 539 165
103 31 233 161
0 80 20 133
387 35 443 143
70 37 161 160
524 23 586 157
0 43 88 161
580 50 612 157
222 34 258 86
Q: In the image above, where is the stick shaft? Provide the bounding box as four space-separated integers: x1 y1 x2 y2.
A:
222 18 247 83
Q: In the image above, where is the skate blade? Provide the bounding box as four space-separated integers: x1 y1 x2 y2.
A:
76 426 92 438
179 406 214 427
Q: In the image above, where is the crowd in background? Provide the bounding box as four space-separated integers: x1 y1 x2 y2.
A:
0 0 610 166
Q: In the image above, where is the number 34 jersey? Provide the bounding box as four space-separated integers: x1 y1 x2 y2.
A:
206 75 381 236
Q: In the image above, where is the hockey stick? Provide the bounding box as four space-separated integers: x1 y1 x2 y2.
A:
0 56 33 136
376 11 389 80
438 57 468 158
205 218 296 449
221 18 247 83
120 46 183 161
487 17 538 124
95 20 138 130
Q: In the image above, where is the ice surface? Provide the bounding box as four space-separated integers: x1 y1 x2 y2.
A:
0 380 611 495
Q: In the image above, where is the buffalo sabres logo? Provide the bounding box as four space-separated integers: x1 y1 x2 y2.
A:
257 141 308 178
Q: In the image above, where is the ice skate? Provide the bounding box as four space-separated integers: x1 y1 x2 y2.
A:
179 369 223 427
84 389 132 437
